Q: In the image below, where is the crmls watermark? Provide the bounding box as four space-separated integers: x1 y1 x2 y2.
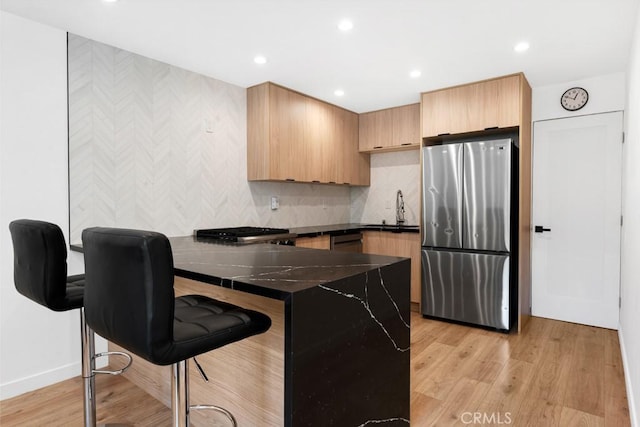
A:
460 412 513 425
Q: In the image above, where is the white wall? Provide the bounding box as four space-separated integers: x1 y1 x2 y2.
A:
0 11 88 399
532 72 626 121
620 5 640 426
350 150 420 225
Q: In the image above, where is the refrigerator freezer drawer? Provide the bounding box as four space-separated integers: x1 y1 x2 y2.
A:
421 249 510 330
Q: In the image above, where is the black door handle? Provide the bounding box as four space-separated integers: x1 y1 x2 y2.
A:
535 225 551 233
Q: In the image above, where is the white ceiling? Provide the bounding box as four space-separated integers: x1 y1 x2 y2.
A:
1 0 638 112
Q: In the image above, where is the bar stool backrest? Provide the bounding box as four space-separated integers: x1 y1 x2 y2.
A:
9 219 73 311
82 227 175 364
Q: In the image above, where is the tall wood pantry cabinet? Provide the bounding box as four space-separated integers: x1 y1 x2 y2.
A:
421 73 532 332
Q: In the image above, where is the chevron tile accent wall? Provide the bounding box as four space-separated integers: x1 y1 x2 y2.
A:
68 34 351 244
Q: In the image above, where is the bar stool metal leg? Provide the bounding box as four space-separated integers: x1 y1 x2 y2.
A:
81 309 133 427
172 360 189 427
81 308 97 427
171 359 237 427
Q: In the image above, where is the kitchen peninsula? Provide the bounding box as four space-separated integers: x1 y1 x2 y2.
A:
102 236 411 426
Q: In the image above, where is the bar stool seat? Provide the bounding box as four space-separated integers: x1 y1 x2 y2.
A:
59 275 84 306
82 227 271 426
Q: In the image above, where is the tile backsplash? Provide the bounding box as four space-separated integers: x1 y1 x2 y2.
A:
350 150 421 226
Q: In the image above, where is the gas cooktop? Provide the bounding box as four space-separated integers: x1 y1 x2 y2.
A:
194 226 297 244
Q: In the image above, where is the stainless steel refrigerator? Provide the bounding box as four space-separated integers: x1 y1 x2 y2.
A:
421 138 518 331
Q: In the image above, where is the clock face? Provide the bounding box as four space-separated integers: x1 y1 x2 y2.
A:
561 87 589 111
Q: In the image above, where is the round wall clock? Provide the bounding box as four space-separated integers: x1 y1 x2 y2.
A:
561 87 589 111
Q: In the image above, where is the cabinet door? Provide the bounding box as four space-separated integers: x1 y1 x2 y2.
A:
358 111 377 151
352 115 371 186
296 235 331 250
496 75 521 128
270 85 307 181
448 80 499 134
335 108 349 184
305 97 329 183
472 79 500 131
325 105 342 184
467 76 520 131
247 83 270 180
422 89 456 137
341 109 369 185
362 231 421 304
359 109 392 151
392 103 420 147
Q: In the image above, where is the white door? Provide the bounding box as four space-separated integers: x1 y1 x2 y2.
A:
531 112 622 329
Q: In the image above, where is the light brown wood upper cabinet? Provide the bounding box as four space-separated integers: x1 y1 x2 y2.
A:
359 103 420 152
421 74 522 138
338 107 370 185
248 82 370 186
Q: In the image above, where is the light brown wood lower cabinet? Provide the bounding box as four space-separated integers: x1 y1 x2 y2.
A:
362 231 421 305
295 235 331 250
109 276 285 426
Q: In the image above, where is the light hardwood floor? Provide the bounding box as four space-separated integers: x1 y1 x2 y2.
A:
411 313 630 426
1 313 631 426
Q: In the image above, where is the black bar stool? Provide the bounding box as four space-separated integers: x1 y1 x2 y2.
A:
81 227 271 426
8 219 131 427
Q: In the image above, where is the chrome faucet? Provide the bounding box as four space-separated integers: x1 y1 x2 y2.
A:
396 190 405 225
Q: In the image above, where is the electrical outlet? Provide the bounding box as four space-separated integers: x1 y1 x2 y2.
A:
270 196 279 210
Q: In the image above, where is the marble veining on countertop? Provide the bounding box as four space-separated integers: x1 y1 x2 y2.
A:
318 266 410 352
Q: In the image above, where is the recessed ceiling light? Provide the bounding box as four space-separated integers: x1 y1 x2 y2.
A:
102 0 118 3
254 55 267 65
514 41 530 53
334 89 345 97
338 20 353 32
410 70 422 78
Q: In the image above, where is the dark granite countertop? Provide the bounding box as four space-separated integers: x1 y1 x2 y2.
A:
290 223 420 238
169 236 407 301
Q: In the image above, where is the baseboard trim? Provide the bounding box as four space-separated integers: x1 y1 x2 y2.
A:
0 337 109 401
619 323 638 427
0 361 81 400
